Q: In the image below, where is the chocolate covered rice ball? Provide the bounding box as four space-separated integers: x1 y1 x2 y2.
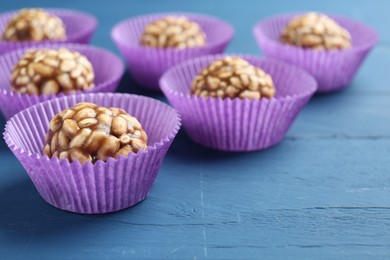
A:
10 48 94 96
43 102 148 164
2 8 66 42
140 16 206 49
280 12 351 51
190 56 276 100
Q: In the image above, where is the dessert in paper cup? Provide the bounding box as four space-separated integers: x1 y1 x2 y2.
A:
0 8 97 54
3 93 181 214
253 12 377 92
160 54 316 151
0 43 124 119
111 12 234 90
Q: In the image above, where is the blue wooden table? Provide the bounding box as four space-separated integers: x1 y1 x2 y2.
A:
1 0 389 259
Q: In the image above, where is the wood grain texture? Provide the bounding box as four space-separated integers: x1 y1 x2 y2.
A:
0 0 389 259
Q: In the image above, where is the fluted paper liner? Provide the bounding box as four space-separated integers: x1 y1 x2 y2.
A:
160 54 316 151
4 93 181 214
0 8 97 54
253 13 377 92
0 43 124 119
111 12 234 90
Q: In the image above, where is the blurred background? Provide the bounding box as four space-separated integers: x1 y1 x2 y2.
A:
1 0 384 55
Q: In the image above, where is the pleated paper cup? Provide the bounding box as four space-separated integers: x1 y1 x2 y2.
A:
0 8 97 54
253 13 377 93
111 12 234 90
4 93 181 214
160 54 317 151
0 43 124 119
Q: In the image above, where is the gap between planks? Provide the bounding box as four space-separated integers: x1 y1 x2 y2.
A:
200 168 208 258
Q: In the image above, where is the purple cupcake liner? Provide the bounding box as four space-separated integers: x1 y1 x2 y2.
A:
253 13 378 93
160 54 317 151
111 12 234 90
0 43 124 119
0 8 97 54
4 93 181 214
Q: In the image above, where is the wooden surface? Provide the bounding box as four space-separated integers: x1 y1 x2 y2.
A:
1 0 389 259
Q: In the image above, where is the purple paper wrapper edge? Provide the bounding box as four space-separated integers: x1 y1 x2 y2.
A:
3 93 181 214
111 12 235 90
0 8 98 54
160 54 317 151
253 13 378 92
0 43 124 119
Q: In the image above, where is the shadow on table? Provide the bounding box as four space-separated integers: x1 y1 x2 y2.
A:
310 82 354 100
0 177 144 241
117 70 164 99
167 129 285 164
0 113 7 151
